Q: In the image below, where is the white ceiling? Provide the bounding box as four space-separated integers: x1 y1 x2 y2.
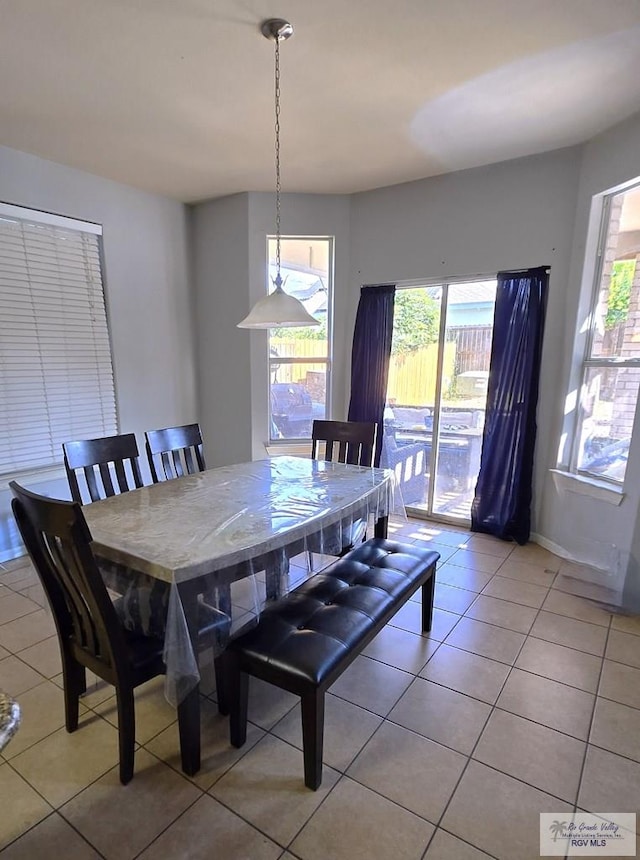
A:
2 0 640 203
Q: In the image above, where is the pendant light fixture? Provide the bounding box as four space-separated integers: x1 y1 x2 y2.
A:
238 18 319 329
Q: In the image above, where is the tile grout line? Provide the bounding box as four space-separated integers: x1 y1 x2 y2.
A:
570 613 613 828
418 534 522 859
3 658 209 858
416 545 577 856
332 537 631 814
225 534 496 854
352 537 523 859
5 527 640 858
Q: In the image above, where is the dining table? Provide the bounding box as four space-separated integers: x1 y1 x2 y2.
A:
82 455 400 775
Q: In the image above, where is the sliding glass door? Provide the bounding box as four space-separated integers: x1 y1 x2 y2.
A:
382 279 496 522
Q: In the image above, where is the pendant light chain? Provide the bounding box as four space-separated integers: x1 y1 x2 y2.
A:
274 34 282 284
237 19 319 328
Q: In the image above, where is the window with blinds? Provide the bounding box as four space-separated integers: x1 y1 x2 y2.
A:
0 203 117 476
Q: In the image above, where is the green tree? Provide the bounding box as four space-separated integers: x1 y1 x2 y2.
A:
271 318 326 341
272 288 440 351
605 259 636 330
391 289 440 355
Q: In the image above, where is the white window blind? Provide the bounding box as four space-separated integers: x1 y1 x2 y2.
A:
0 205 117 476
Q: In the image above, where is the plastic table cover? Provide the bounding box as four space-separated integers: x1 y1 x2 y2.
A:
84 456 401 705
0 692 20 752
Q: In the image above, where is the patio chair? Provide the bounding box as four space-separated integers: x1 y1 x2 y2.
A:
145 423 205 482
381 433 427 506
9 481 230 784
63 433 143 504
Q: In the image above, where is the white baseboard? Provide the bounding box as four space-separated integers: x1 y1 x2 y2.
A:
531 531 625 592
530 532 568 559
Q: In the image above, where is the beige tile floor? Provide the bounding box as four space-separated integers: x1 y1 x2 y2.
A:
1 516 640 859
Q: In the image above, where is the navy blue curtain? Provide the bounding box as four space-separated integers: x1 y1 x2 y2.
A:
471 267 549 544
348 285 396 466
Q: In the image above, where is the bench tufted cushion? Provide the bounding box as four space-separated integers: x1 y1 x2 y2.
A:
227 537 440 789
230 538 440 690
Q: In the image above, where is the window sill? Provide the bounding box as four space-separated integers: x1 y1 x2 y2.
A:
1 463 66 485
549 469 625 506
264 442 312 458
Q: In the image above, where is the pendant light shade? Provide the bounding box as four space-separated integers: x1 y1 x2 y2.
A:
237 18 320 330
237 279 319 329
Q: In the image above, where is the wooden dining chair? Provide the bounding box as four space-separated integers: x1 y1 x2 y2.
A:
311 420 377 467
145 421 238 709
63 433 144 503
307 420 378 566
145 423 205 483
10 481 230 785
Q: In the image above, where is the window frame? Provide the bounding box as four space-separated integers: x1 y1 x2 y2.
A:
570 182 640 486
267 234 334 444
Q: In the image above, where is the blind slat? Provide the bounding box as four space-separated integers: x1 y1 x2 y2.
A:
0 210 117 475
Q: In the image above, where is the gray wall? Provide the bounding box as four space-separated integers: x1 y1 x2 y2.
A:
3 108 640 575
192 143 640 573
542 111 640 580
190 193 252 466
0 144 195 559
190 190 351 465
348 148 582 535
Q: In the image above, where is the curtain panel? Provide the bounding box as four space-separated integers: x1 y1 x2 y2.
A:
348 285 396 466
471 267 549 544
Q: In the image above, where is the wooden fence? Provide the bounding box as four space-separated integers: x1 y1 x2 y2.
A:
270 338 326 385
387 342 456 406
273 328 490 407
448 326 493 374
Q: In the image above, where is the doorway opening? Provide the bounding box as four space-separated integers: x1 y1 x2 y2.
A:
382 279 496 522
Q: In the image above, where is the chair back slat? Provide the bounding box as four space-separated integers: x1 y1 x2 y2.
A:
63 434 143 503
181 447 196 476
161 451 180 479
311 420 377 467
10 482 128 673
99 462 117 497
145 424 205 483
84 466 103 502
113 459 132 494
65 468 82 507
47 533 100 655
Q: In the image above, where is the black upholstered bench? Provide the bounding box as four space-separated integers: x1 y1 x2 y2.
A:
225 538 440 789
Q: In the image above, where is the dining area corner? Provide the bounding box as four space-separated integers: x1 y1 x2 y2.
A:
5 427 402 792
81 451 400 778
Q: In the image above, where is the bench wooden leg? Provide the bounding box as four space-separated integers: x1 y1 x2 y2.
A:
228 657 249 749
225 543 440 790
421 568 436 632
301 691 325 790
